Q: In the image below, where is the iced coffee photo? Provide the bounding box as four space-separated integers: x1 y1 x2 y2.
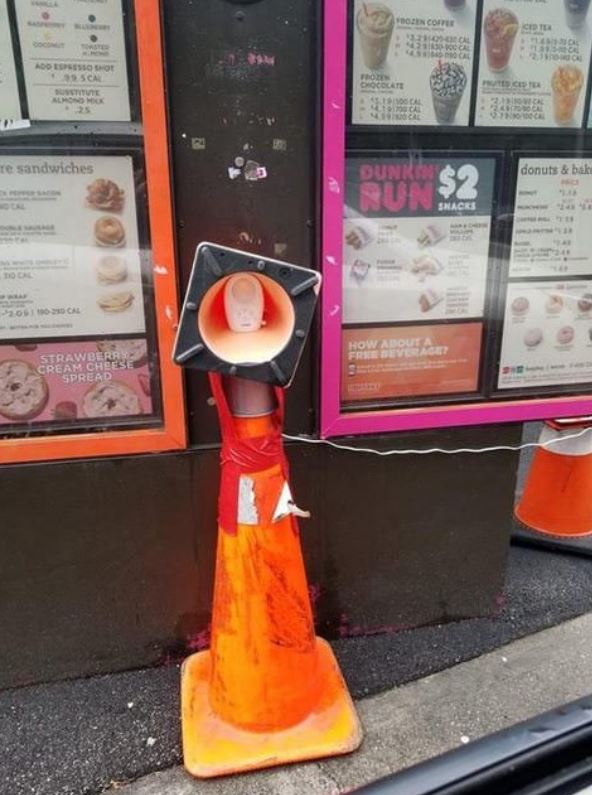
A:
483 8 520 72
430 62 467 124
356 2 395 70
552 66 584 125
565 0 591 29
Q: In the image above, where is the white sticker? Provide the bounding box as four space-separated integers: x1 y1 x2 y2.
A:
0 119 30 132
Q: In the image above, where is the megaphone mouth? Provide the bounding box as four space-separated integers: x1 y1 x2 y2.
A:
198 273 296 365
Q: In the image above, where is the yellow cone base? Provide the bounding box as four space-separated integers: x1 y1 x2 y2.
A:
181 638 363 779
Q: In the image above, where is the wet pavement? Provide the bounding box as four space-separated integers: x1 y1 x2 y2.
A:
2 545 592 795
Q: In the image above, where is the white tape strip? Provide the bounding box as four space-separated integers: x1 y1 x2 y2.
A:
0 119 31 132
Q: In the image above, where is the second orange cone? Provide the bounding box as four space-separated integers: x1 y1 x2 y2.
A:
516 419 592 538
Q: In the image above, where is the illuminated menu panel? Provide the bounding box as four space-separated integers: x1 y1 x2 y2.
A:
476 0 592 128
15 0 131 121
352 0 478 126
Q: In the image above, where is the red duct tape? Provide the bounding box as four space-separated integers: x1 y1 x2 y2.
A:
209 374 292 535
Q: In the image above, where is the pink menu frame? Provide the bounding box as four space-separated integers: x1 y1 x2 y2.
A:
320 0 592 438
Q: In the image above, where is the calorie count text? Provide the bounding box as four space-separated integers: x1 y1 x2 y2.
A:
34 61 116 83
364 96 422 123
486 95 545 122
403 33 472 60
522 34 584 64
0 304 80 317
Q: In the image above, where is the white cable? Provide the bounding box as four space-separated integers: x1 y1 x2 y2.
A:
282 425 592 457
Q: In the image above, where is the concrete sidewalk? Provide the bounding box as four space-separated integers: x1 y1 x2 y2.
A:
113 612 592 794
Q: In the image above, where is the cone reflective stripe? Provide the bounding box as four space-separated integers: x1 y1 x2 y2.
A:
181 374 362 778
515 420 592 537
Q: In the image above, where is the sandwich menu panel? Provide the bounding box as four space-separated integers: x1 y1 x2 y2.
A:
0 0 172 445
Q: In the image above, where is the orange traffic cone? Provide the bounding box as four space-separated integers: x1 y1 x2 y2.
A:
515 419 592 538
181 374 362 778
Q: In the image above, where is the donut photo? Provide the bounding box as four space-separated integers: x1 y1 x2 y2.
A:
94 216 126 248
545 294 563 315
556 326 575 346
523 328 543 349
0 360 49 421
82 381 142 418
511 296 529 316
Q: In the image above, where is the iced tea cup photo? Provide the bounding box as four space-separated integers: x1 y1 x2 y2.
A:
356 2 395 70
564 0 592 29
552 66 584 125
483 8 520 72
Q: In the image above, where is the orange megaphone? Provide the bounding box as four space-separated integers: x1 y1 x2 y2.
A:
174 243 320 387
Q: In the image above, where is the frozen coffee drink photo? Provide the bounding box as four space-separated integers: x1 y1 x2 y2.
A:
552 66 584 125
565 0 591 29
430 61 467 124
484 8 519 72
357 2 395 70
444 0 466 8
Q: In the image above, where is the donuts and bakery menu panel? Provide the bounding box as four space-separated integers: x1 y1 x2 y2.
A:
0 0 20 120
14 0 131 121
343 155 496 325
0 154 145 339
0 339 152 426
510 157 592 277
497 154 592 392
476 0 592 128
498 280 592 388
352 0 478 126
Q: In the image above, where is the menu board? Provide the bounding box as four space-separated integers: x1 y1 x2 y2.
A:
15 0 131 121
0 154 145 339
476 0 592 128
352 0 478 126
343 155 496 324
0 0 21 120
341 323 483 401
510 157 592 278
0 339 152 426
498 280 592 388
